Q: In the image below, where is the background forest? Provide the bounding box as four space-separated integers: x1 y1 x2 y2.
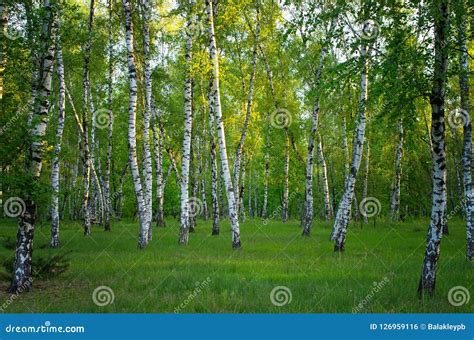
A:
0 0 472 313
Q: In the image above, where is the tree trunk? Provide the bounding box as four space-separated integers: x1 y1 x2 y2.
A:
457 0 473 260
206 0 241 248
50 29 65 248
390 119 404 221
282 133 290 222
122 0 148 248
418 0 449 296
362 139 370 224
302 46 327 235
10 0 57 293
318 136 332 221
330 43 369 252
178 0 196 245
140 0 153 241
152 108 166 227
81 0 95 236
208 80 220 235
103 0 113 232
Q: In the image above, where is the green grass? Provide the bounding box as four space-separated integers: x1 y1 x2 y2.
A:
0 217 472 313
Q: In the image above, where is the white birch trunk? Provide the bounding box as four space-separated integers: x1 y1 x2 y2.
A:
208 79 220 235
140 0 153 241
318 136 332 221
122 0 148 248
362 139 370 224
178 0 196 245
50 30 65 248
418 1 449 296
390 120 404 221
206 0 241 248
330 44 368 251
10 1 57 293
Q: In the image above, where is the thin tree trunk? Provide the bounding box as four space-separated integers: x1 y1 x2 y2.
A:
282 133 290 222
140 0 153 241
178 0 196 245
318 136 332 221
208 80 220 234
0 1 6 100
103 0 113 232
50 29 65 248
10 0 57 293
390 119 404 221
362 139 370 224
302 46 327 235
206 0 241 248
81 0 95 236
330 43 369 252
457 0 473 260
122 0 148 248
152 108 166 227
418 0 449 296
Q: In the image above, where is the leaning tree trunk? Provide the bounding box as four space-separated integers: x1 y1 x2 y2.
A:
208 80 220 235
178 0 196 245
361 138 370 224
206 0 241 248
318 136 332 221
103 0 113 232
282 132 290 222
458 0 474 261
10 0 57 293
418 0 449 296
330 43 369 252
152 108 166 227
302 46 327 235
122 0 148 248
232 4 260 219
390 119 404 221
50 30 65 248
81 0 95 236
140 0 153 241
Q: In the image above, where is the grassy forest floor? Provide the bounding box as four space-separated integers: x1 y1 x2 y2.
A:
0 217 472 313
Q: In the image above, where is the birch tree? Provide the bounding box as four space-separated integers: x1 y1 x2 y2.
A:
50 26 65 248
178 0 196 245
122 0 149 248
390 119 403 221
206 0 241 248
10 0 57 293
418 0 449 296
330 41 369 252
